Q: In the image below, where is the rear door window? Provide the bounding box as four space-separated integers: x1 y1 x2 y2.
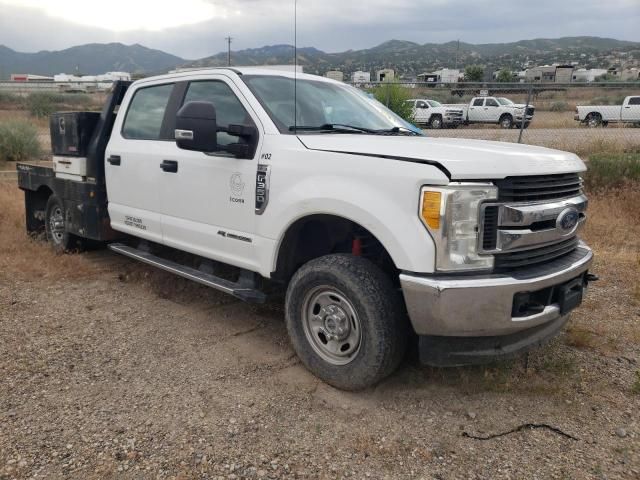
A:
122 83 174 140
473 99 484 107
629 97 640 105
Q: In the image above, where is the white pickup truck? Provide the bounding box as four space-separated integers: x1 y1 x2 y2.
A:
448 96 535 129
406 99 464 129
17 68 594 390
575 96 640 127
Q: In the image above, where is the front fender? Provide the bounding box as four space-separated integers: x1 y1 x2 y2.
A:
257 149 450 274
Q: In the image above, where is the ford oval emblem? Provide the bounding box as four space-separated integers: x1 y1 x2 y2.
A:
556 208 580 234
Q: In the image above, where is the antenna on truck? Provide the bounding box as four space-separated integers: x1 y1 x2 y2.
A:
294 0 298 133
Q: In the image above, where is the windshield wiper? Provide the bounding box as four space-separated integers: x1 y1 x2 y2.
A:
289 124 373 134
373 126 421 136
289 124 420 136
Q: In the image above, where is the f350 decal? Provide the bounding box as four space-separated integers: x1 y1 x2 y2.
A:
255 164 271 215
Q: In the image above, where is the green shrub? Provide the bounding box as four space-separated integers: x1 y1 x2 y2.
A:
26 92 61 118
0 91 23 108
549 101 569 112
63 94 93 106
0 120 41 162
25 92 97 117
373 83 414 122
584 152 640 189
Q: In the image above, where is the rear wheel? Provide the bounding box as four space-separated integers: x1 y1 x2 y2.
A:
45 195 84 253
586 113 602 128
285 254 408 390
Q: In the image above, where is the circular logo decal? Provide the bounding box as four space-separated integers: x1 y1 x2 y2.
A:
230 173 245 197
556 208 580 234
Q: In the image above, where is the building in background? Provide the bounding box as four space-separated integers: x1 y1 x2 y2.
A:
376 69 395 82
417 69 461 84
325 70 344 82
608 67 640 81
525 65 574 83
10 74 54 82
416 73 438 84
351 71 371 83
572 68 608 82
432 68 462 84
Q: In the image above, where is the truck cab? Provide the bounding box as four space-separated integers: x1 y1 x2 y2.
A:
18 68 594 391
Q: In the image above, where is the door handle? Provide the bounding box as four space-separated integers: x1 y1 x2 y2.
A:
108 155 121 166
160 160 178 173
624 106 631 109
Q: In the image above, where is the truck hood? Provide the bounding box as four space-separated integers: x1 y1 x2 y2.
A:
298 135 586 180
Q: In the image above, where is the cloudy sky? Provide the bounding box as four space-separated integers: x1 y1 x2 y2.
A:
0 0 638 59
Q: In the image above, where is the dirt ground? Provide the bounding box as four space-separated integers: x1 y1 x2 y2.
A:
1 181 639 480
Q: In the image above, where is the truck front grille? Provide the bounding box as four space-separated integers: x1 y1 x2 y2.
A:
494 237 579 270
481 173 586 271
526 107 535 116
496 173 583 202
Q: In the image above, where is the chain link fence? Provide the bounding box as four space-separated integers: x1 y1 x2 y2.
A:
358 82 640 157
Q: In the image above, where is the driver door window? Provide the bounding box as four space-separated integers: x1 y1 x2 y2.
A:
182 81 255 148
485 98 499 107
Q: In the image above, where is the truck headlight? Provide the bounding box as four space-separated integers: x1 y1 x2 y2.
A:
420 184 498 272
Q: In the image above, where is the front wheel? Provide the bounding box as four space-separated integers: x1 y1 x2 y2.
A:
429 116 443 129
500 114 513 129
285 254 408 391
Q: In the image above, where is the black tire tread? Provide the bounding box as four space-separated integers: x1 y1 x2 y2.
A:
285 254 408 391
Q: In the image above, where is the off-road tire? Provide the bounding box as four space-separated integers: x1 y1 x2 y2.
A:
45 195 84 253
285 254 408 391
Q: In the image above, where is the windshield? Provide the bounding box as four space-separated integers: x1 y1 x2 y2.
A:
497 97 514 105
427 100 443 107
242 75 422 135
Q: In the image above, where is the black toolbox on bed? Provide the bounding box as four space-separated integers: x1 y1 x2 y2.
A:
50 112 101 157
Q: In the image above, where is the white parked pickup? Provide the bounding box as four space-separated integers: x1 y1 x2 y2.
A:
406 99 464 129
17 68 594 390
447 96 535 129
575 96 640 127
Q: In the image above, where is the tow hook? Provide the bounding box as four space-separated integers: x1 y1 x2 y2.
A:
585 273 599 284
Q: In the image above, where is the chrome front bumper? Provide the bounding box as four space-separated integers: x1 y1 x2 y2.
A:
400 244 593 337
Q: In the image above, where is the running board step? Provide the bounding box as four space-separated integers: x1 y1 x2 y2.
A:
108 243 266 303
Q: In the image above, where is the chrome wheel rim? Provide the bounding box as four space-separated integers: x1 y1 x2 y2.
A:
501 118 511 128
588 116 600 128
49 206 64 244
432 118 441 128
302 286 362 366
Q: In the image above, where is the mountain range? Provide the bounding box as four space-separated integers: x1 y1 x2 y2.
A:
1 36 638 79
0 43 184 77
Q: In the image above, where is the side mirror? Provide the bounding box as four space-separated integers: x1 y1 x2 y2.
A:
175 101 218 152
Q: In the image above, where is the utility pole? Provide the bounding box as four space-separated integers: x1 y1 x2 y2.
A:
455 39 460 70
225 36 233 66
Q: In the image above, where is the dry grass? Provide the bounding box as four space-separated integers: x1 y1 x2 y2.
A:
577 184 640 349
0 181 98 281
